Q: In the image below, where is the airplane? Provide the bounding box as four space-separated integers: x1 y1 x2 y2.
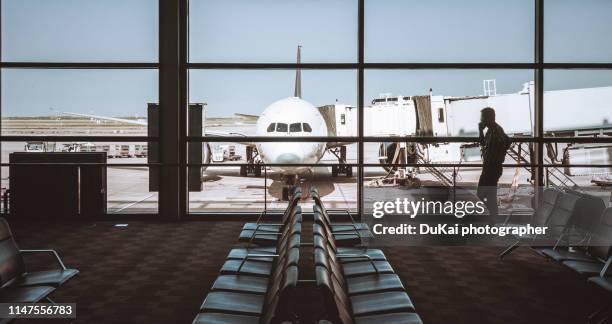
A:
62 46 346 200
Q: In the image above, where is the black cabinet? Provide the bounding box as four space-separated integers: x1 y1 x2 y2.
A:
9 152 107 219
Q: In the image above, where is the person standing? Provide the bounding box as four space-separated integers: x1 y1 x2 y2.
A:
477 107 511 217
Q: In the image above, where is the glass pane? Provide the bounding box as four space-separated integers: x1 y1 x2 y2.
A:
559 167 612 190
188 141 357 166
289 123 302 133
1 141 152 163
187 140 357 214
1 69 157 136
189 69 358 137
189 0 357 63
108 166 158 214
1 160 158 214
365 0 534 63
364 165 533 188
544 70 612 133
364 70 534 136
189 166 357 213
1 0 158 62
276 123 288 133
545 0 612 63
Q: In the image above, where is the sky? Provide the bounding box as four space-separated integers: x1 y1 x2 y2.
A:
1 0 612 123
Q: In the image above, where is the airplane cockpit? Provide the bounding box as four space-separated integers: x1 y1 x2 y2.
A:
266 122 312 133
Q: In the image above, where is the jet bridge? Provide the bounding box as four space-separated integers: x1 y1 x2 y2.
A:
318 104 356 177
319 94 456 185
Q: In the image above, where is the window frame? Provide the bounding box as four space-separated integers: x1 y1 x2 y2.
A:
1 0 611 220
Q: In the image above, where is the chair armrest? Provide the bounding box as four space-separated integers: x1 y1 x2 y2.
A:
326 209 369 239
601 256 611 277
336 253 379 274
247 228 283 248
327 208 355 223
20 249 67 270
237 254 279 273
248 224 283 239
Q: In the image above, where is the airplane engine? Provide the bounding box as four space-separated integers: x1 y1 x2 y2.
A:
202 143 212 171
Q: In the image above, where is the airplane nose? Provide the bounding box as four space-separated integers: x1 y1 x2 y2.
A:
276 153 301 164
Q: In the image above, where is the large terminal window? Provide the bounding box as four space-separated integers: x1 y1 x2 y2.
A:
1 0 159 215
1 0 610 218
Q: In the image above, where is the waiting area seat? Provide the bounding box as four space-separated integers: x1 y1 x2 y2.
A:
193 187 422 324
0 218 78 323
312 197 422 323
500 189 585 259
238 204 303 246
501 189 612 323
193 198 302 323
311 187 372 242
240 187 303 234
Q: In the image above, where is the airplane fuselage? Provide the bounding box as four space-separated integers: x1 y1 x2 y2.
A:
255 97 328 175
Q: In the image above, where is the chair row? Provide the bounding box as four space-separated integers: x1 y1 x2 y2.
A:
310 187 372 247
238 187 303 246
501 188 612 321
193 195 302 324
0 218 79 324
500 188 607 259
313 202 423 324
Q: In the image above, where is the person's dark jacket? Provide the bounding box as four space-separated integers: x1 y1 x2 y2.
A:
480 123 511 167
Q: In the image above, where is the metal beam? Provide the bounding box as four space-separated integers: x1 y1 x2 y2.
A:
534 0 545 187
158 0 181 220
0 62 158 69
357 0 365 218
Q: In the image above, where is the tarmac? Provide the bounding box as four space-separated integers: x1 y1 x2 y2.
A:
1 118 609 214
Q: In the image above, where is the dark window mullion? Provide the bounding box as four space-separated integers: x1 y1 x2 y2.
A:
357 0 365 218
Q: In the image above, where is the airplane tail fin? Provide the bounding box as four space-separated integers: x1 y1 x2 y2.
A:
294 45 302 98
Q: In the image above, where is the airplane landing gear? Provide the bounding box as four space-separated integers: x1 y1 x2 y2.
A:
281 174 299 201
330 145 352 177
240 146 262 177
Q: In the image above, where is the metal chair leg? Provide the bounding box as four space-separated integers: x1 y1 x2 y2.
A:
499 241 520 260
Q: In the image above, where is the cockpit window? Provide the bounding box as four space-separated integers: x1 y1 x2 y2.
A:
303 123 312 132
267 123 276 132
290 123 302 132
276 123 288 132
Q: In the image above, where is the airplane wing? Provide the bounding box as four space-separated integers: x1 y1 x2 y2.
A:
234 113 259 122
61 112 258 146
61 112 147 126
203 130 255 147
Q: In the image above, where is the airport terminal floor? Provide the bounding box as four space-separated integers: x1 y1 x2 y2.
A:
5 219 603 324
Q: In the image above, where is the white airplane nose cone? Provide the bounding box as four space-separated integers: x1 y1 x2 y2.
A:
276 153 301 164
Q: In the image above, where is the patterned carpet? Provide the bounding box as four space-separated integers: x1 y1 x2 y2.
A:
6 220 606 324
385 246 605 324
